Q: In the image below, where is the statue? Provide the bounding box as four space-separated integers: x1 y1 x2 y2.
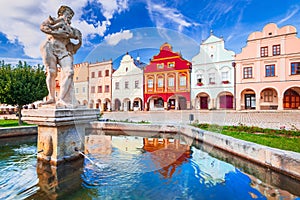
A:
40 5 82 108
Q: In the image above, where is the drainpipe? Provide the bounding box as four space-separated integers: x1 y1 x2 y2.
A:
232 61 236 110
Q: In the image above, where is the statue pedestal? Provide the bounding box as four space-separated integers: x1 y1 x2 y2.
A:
23 107 99 165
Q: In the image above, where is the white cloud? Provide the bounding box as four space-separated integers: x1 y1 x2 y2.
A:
0 0 128 59
277 5 300 25
104 30 133 46
146 1 198 32
97 0 128 20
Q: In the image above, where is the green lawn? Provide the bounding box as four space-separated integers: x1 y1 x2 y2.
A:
0 119 30 127
192 123 300 153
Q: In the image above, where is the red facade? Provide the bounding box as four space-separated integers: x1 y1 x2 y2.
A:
144 43 192 110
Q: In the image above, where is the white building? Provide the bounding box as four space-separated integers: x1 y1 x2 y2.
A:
112 53 145 111
191 32 235 110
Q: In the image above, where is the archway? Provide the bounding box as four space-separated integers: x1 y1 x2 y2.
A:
218 92 233 109
147 96 164 111
114 98 121 111
123 98 131 111
283 87 300 109
133 97 143 111
195 92 209 110
241 89 256 110
260 88 278 110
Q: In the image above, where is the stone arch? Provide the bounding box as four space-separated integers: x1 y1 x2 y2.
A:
259 87 278 110
114 98 121 111
195 92 210 110
217 91 234 109
240 88 256 110
283 87 300 109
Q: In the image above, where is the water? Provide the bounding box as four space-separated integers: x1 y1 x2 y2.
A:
0 133 300 200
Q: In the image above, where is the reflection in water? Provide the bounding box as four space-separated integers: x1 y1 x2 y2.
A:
1 132 300 199
27 159 84 200
143 138 190 178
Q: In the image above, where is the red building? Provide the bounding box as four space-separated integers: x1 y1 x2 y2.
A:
144 43 192 110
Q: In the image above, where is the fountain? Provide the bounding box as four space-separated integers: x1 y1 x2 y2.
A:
22 5 99 165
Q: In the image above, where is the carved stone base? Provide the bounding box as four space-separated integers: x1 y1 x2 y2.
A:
23 107 100 165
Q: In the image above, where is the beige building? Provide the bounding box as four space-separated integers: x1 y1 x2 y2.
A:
88 60 113 111
235 23 300 110
74 62 89 106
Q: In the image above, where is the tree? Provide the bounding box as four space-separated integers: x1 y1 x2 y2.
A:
0 60 48 125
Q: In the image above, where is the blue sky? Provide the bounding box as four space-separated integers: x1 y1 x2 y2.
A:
0 0 300 68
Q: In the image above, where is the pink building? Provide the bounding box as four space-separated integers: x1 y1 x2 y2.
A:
235 23 300 110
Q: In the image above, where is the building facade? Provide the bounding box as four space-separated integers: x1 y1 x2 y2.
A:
88 60 113 111
144 43 192 111
112 53 145 111
74 62 89 106
235 23 300 110
191 32 235 110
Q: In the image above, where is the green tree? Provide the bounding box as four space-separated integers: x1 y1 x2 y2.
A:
0 60 48 125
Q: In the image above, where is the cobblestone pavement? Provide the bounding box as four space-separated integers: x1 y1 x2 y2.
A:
1 110 299 130
103 110 300 130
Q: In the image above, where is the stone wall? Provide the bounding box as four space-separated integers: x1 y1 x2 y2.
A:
0 126 37 138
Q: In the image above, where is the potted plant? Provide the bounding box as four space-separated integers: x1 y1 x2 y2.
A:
222 80 230 84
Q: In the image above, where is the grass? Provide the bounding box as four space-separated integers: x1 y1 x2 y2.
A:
0 119 30 127
192 123 300 153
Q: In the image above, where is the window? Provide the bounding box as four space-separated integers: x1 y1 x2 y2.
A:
291 62 300 75
179 75 186 86
125 81 129 89
168 62 175 68
105 70 109 77
98 71 102 77
91 86 95 93
261 46 268 57
82 87 86 93
265 65 275 77
157 78 164 88
98 86 102 93
221 72 229 81
135 80 139 89
76 88 79 93
208 73 215 84
272 45 280 56
148 79 153 88
157 63 164 69
243 67 253 79
105 85 109 93
264 90 273 102
221 72 229 84
168 77 174 87
115 82 119 90
91 72 95 78
197 74 203 83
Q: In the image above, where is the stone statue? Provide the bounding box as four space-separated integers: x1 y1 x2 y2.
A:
40 5 82 108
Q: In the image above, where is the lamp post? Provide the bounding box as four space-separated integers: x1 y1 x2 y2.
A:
232 62 236 110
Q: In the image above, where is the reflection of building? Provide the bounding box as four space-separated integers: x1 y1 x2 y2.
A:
112 53 145 111
191 147 236 186
143 138 190 178
191 31 235 110
144 43 192 111
235 23 300 110
88 60 113 111
85 135 112 155
112 136 144 154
